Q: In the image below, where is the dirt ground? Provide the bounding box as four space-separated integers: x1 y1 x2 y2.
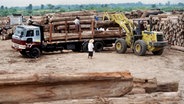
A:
0 40 184 101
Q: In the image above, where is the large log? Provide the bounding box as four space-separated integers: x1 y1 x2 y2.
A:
33 92 182 104
52 10 97 17
0 72 133 103
95 21 119 28
56 24 91 31
44 30 122 41
171 45 184 52
129 78 179 94
50 16 95 23
52 20 92 26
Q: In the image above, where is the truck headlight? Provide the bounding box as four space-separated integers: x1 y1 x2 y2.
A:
19 45 26 49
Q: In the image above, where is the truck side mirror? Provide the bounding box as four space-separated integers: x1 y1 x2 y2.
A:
26 38 33 43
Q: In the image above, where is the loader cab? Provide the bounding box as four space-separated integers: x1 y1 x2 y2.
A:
133 18 152 36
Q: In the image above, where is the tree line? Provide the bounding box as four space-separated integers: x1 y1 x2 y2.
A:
0 2 184 17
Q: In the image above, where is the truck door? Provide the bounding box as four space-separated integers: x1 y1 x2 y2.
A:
34 29 41 43
25 29 40 44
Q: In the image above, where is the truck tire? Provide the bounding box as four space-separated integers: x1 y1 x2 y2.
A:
29 47 41 58
94 42 104 52
20 50 28 57
134 40 147 56
82 42 88 52
115 39 127 53
152 48 164 55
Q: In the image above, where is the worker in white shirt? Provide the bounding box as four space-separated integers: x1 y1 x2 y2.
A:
88 39 94 59
73 16 80 32
27 16 33 25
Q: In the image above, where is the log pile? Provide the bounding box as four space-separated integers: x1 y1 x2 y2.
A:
0 17 16 40
151 13 184 48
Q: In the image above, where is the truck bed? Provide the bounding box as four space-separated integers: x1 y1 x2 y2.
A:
44 30 122 41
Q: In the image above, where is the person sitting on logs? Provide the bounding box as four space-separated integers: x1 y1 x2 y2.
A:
27 16 33 25
73 16 80 32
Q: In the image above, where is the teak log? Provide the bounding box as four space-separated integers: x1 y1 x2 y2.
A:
33 92 182 104
50 16 95 23
0 72 133 103
44 30 122 41
52 10 96 17
52 20 92 26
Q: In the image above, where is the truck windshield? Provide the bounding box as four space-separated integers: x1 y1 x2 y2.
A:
14 27 24 37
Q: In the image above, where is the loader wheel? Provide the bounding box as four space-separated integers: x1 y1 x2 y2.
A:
29 47 41 58
115 39 127 53
134 40 147 56
94 42 103 52
152 48 164 55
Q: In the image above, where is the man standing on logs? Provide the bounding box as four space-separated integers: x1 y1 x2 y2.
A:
73 16 80 32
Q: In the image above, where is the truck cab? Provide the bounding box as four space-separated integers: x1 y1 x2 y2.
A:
12 25 42 58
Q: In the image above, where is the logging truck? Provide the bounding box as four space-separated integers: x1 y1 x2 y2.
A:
12 21 123 58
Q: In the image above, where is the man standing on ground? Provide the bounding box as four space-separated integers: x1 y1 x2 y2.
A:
88 39 94 59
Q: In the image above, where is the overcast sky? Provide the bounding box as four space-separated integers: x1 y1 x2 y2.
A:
1 0 184 7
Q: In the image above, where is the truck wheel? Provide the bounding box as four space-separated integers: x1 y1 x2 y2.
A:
82 42 88 52
134 40 147 56
29 47 41 58
115 39 127 53
94 42 104 52
152 48 164 55
20 50 28 57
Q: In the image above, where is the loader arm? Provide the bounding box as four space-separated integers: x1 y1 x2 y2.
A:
103 12 134 46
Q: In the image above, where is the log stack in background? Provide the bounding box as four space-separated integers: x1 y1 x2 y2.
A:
0 17 15 40
151 13 184 48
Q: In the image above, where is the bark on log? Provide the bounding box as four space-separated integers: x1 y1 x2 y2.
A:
0 72 133 103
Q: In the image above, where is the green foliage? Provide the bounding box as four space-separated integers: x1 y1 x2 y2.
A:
0 3 184 17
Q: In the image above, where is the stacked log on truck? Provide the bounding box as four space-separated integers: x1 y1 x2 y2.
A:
42 10 123 42
150 13 184 51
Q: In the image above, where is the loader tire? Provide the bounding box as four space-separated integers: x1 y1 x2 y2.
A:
115 39 127 53
134 40 147 56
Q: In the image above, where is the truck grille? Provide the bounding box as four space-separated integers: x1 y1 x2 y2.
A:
157 34 164 41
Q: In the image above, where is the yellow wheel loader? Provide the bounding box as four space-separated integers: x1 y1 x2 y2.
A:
103 12 168 56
